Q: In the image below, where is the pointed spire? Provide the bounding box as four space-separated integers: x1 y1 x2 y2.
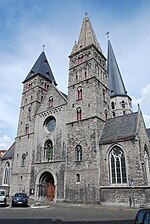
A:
107 39 127 97
71 14 102 54
23 51 57 85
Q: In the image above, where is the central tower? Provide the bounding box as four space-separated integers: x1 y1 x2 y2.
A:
65 15 110 203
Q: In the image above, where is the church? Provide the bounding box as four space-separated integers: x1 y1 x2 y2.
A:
0 15 150 205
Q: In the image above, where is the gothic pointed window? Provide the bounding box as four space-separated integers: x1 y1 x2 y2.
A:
21 153 26 166
44 140 53 161
77 107 82 121
77 87 82 100
49 97 53 108
75 145 82 161
3 162 10 185
109 146 127 184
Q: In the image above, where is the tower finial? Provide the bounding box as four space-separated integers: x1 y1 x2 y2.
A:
85 12 88 17
106 31 110 39
42 45 45 52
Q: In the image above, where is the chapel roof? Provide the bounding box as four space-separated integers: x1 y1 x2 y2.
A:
100 112 138 144
1 142 15 160
146 128 150 141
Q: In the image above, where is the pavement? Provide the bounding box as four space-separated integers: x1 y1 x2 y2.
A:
6 196 145 210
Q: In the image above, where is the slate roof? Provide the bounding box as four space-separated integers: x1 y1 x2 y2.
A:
1 142 15 160
146 128 150 141
60 91 67 100
100 112 138 144
107 40 128 97
71 14 102 54
23 51 57 85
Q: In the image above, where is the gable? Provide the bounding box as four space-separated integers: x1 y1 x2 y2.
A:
36 84 67 115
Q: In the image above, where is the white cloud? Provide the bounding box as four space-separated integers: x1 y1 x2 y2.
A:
0 135 13 150
132 84 150 128
143 114 150 129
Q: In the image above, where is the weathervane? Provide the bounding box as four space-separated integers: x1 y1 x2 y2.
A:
105 31 110 39
42 45 45 52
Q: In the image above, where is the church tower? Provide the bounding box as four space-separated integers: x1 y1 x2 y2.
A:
10 51 57 195
107 39 132 117
65 15 110 203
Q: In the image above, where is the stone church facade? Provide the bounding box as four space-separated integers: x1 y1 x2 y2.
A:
0 15 150 205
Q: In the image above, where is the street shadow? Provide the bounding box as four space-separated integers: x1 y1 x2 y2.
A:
0 219 134 224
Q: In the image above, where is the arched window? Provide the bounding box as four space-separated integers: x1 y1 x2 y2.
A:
103 89 106 102
28 107 31 116
112 112 116 117
76 74 78 82
105 109 108 120
76 173 80 183
111 102 115 109
3 162 10 185
25 124 29 135
49 97 53 108
75 145 82 161
21 153 26 166
77 107 82 121
144 145 150 185
109 146 127 184
121 100 125 108
77 87 82 100
44 140 53 161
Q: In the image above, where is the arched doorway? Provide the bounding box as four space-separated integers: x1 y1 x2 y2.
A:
39 172 55 201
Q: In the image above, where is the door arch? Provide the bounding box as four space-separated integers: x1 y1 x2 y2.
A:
39 171 55 201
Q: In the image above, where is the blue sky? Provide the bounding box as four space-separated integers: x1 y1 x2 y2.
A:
0 0 150 150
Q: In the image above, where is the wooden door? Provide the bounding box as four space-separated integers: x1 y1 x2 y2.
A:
47 183 55 201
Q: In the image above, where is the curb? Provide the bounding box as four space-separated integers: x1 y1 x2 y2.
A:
31 204 50 209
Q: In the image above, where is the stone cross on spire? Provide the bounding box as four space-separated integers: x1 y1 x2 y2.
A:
106 31 110 39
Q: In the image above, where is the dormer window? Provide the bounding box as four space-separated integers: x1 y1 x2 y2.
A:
46 71 49 77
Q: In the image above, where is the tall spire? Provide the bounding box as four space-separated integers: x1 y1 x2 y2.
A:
23 51 57 85
71 14 102 54
107 39 127 97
